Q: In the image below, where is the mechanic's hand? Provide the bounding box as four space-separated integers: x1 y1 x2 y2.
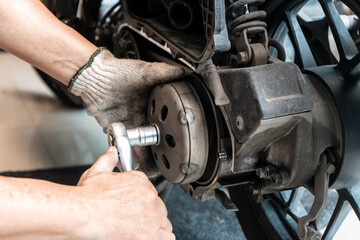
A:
76 147 175 240
69 48 184 176
69 47 185 131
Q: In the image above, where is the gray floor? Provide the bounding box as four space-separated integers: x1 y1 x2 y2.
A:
0 52 244 239
167 186 245 240
0 52 107 172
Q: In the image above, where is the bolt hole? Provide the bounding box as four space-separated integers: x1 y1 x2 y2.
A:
162 154 170 169
165 134 176 148
160 105 168 121
150 99 155 115
236 115 244 130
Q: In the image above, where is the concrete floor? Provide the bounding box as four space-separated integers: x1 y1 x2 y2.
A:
0 52 107 172
0 52 244 239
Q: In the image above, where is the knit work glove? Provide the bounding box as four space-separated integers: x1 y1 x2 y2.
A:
69 48 185 176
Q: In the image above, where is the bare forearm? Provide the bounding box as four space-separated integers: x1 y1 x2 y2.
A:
0 0 97 85
0 176 86 239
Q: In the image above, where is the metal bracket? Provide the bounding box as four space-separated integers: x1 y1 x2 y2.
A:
297 152 336 240
215 189 239 211
235 27 269 66
197 59 230 106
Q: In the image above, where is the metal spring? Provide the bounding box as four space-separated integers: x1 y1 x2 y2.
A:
227 0 267 36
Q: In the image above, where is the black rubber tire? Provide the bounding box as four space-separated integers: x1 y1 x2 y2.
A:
228 185 282 240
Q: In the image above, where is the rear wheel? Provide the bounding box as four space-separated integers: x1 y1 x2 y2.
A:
229 0 360 239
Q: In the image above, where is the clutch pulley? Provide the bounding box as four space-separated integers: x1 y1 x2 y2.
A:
147 81 209 184
107 80 210 185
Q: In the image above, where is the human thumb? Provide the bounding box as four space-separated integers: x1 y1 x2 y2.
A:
88 147 119 173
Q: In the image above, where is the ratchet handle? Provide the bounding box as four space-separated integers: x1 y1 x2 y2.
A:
107 122 159 172
107 122 134 172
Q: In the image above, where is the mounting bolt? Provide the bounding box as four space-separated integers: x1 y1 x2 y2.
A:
218 151 227 161
180 163 197 175
256 167 269 179
326 163 336 174
237 51 249 63
249 184 261 195
271 173 283 184
180 164 192 174
178 108 195 125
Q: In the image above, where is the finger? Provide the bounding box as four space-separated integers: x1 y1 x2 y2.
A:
105 146 115 154
77 169 90 186
154 196 168 217
160 217 173 232
144 62 185 83
157 229 176 240
125 170 149 181
88 147 118 174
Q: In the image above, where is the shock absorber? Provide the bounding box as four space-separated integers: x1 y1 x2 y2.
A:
227 0 269 66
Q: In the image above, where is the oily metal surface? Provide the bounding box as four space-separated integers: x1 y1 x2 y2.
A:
148 81 208 184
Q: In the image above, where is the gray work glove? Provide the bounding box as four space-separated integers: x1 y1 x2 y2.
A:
69 47 185 176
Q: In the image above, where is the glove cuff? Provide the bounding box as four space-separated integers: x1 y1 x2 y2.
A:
68 47 107 91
